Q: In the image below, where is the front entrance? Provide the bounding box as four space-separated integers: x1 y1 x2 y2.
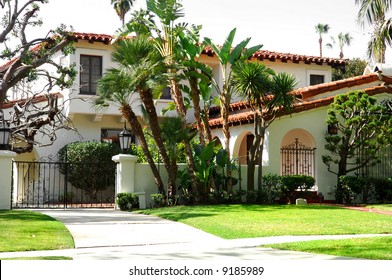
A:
12 160 116 208
281 138 316 177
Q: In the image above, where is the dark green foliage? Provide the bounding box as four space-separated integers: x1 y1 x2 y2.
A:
332 58 367 81
245 174 283 204
116 193 139 210
281 175 315 204
58 142 120 198
323 90 392 203
340 176 392 204
151 193 166 208
373 178 392 203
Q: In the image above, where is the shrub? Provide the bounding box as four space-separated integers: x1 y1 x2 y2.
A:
58 141 120 199
373 177 392 203
151 193 166 208
281 175 315 204
262 174 283 204
339 176 376 204
116 193 139 210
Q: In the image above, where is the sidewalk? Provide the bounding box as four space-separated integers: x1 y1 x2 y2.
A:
1 208 391 260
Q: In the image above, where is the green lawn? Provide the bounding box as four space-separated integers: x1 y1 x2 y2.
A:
138 204 392 239
269 236 392 260
0 210 74 253
366 204 392 212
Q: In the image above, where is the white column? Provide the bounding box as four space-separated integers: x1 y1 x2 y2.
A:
112 154 149 209
0 151 16 210
112 154 137 194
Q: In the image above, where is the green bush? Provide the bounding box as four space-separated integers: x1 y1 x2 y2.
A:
151 193 166 208
373 177 392 203
281 175 315 204
58 141 120 199
116 193 139 210
339 176 377 204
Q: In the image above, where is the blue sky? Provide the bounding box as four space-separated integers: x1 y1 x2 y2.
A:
36 0 380 61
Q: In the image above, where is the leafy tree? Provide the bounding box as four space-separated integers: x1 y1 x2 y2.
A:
58 141 119 199
232 61 297 191
111 0 135 25
322 90 392 202
332 58 367 81
0 0 76 153
315 23 330 57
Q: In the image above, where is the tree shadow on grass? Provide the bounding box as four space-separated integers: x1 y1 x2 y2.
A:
235 204 346 212
152 212 217 222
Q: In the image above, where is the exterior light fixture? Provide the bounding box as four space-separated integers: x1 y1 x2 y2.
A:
118 123 133 153
0 111 11 150
327 124 338 135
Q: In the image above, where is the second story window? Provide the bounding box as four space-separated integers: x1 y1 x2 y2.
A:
80 55 102 95
160 87 172 100
309 74 325 86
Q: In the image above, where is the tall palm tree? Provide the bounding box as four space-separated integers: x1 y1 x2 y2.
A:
315 23 330 57
337 32 353 59
111 36 179 196
116 0 200 194
232 62 298 191
204 28 262 191
111 0 135 25
96 69 165 194
355 0 392 62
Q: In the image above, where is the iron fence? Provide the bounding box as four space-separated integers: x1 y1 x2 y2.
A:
12 160 116 208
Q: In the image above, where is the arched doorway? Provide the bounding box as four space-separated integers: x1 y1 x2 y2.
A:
280 129 316 177
233 131 253 164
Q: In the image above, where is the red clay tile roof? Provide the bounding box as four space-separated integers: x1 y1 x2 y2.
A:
208 79 392 128
72 32 113 44
202 46 347 67
296 73 384 99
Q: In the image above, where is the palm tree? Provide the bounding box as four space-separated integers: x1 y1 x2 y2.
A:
355 0 392 62
95 69 165 194
232 62 298 190
110 36 179 196
111 0 135 25
327 33 354 59
337 32 353 59
204 28 262 191
315 23 330 57
116 0 200 195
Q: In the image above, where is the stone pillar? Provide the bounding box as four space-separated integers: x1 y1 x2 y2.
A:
0 151 16 210
112 154 148 209
112 154 137 194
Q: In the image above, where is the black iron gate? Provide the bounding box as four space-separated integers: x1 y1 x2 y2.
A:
12 161 116 208
281 138 316 177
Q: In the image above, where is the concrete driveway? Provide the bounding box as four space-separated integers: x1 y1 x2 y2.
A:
2 208 386 260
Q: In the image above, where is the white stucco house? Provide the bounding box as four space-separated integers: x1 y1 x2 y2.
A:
2 32 391 206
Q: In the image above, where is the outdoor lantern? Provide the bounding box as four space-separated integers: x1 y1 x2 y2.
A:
118 123 133 153
327 124 338 135
0 111 11 150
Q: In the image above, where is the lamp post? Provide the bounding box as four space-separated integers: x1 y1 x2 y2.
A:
118 123 133 153
0 111 11 150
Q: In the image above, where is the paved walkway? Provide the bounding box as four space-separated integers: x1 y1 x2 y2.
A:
1 208 391 260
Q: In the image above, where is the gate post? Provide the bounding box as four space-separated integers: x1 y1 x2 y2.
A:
112 154 146 209
0 151 16 210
